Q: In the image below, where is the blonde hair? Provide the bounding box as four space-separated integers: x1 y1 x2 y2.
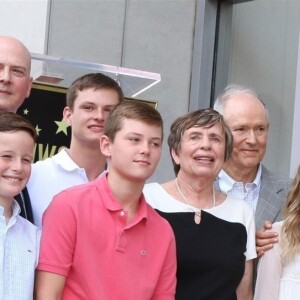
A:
281 165 300 260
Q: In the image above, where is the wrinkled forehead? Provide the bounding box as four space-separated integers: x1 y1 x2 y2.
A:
184 123 224 136
224 94 268 122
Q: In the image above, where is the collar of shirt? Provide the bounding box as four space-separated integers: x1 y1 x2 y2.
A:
53 148 107 175
217 164 262 212
53 148 80 171
96 172 148 227
0 200 21 229
218 163 262 192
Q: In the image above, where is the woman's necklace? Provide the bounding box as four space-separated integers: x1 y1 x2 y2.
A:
175 177 216 224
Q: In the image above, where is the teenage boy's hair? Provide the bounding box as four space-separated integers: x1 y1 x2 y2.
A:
66 73 124 110
0 112 37 141
104 100 163 142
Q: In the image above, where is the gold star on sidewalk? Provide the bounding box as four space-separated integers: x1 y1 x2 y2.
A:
55 119 69 136
23 108 29 115
35 125 41 136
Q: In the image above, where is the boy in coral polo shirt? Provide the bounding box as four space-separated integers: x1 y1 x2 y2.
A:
36 101 177 300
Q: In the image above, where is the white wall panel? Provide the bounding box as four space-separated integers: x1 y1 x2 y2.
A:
229 0 300 178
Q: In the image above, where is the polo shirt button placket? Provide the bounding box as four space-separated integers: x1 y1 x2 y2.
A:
116 210 127 253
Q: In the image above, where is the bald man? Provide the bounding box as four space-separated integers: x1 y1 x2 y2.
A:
0 35 34 222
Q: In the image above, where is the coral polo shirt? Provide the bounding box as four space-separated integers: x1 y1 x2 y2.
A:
38 173 176 300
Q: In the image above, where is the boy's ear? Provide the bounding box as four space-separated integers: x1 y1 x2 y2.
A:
100 135 111 157
63 107 72 125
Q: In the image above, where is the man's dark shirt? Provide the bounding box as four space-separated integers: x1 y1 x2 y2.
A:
15 187 34 224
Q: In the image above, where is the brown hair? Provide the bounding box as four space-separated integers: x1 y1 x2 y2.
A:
0 112 36 141
168 108 233 175
66 73 124 110
104 100 163 142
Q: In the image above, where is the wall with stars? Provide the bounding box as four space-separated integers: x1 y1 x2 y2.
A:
17 84 70 162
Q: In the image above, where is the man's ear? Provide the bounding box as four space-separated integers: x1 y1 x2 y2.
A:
25 77 33 98
63 107 72 125
100 135 111 157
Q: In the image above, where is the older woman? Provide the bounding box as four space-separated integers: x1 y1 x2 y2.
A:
144 109 256 300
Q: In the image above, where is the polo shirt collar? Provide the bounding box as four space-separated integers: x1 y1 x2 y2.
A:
98 172 148 224
53 148 80 171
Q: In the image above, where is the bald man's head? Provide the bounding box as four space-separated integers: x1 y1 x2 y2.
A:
0 36 32 112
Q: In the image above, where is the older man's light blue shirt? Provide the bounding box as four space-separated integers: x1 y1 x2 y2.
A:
217 164 262 213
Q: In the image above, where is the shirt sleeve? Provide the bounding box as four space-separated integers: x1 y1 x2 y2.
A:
254 222 283 300
35 228 42 268
151 227 177 300
245 207 257 261
37 191 77 276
